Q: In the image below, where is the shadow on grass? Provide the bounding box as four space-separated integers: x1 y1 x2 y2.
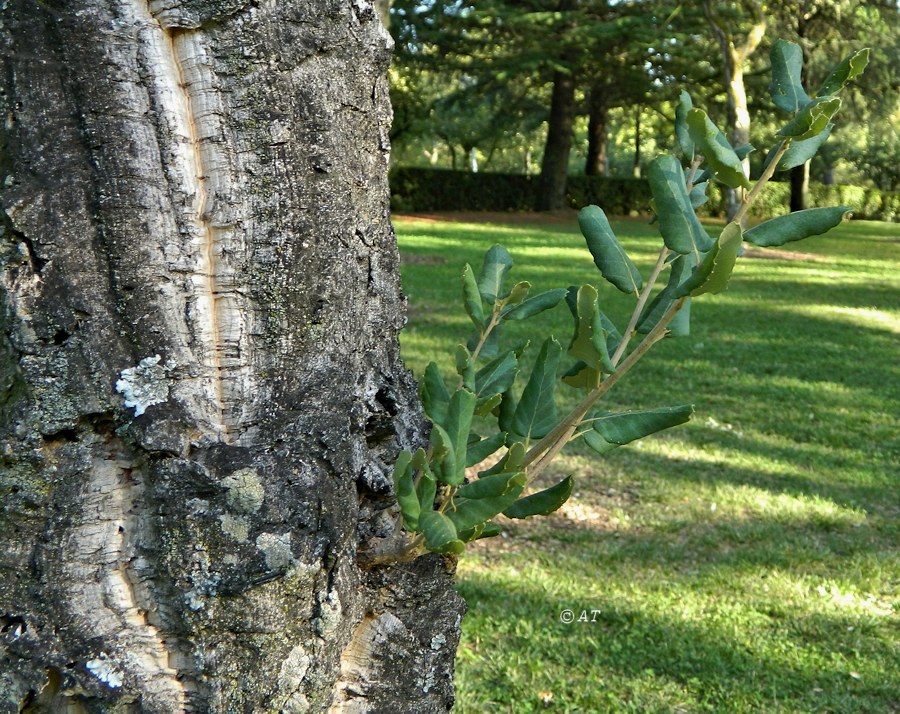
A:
455 570 897 713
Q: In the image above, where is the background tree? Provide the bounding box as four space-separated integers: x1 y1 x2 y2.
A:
701 0 766 219
0 1 462 710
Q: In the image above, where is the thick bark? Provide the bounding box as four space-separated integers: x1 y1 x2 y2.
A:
0 1 463 712
585 92 608 177
535 70 576 212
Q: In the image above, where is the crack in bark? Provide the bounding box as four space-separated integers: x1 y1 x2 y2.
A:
134 0 257 445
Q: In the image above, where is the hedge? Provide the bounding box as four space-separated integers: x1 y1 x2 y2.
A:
390 167 898 222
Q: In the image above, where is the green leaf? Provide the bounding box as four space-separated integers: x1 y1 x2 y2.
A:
456 522 485 542
676 222 744 297
510 338 562 439
505 281 531 306
462 264 484 328
667 297 691 337
675 90 694 159
477 244 514 304
458 470 527 500
447 475 526 532
735 144 755 162
497 389 517 435
503 475 574 519
439 389 476 486
475 351 518 400
816 48 870 97
584 405 694 454
479 522 502 539
429 422 456 485
567 285 615 373
744 207 852 248
421 362 450 426
480 441 525 477
466 432 507 467
420 511 465 555
392 451 419 530
563 286 618 390
769 40 810 114
686 110 751 190
578 205 643 294
648 154 715 254
689 181 709 209
455 345 475 391
502 288 568 321
777 96 841 141
636 253 696 334
417 470 437 513
764 124 833 172
474 393 503 417
411 447 428 471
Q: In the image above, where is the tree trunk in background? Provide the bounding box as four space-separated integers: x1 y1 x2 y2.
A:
585 92 609 177
536 70 576 211
632 107 642 178
703 0 765 222
789 7 809 212
0 1 463 712
790 162 810 212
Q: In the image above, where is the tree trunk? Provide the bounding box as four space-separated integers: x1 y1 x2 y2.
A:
703 0 765 222
632 106 642 178
0 2 463 712
585 92 608 177
536 70 576 211
789 162 810 212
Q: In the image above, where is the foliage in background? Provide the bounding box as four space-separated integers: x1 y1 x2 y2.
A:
389 0 898 194
389 167 898 222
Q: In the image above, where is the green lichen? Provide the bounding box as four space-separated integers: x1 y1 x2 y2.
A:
219 513 250 542
223 467 265 514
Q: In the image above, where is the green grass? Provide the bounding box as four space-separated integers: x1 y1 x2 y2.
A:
394 213 899 714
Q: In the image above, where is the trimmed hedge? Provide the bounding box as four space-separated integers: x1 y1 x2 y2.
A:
390 167 898 222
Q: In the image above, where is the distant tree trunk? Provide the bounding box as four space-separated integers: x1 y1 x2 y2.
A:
375 0 393 28
789 6 810 212
536 69 576 211
468 146 479 173
632 106 642 178
790 162 810 212
0 1 463 711
703 0 766 221
585 91 609 177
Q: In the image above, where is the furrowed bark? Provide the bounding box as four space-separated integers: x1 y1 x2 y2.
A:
0 1 463 712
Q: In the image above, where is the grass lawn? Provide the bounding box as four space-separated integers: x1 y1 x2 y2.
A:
393 212 899 714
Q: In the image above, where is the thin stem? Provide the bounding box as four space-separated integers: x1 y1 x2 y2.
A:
470 304 503 364
522 296 685 471
611 246 670 367
733 139 791 225
685 154 703 191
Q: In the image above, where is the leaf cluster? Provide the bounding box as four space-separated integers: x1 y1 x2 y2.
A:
391 41 867 559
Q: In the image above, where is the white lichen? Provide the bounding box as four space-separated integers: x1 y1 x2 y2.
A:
223 468 265 514
86 654 124 689
275 645 312 713
219 513 249 543
256 532 295 571
315 589 343 638
116 355 171 416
